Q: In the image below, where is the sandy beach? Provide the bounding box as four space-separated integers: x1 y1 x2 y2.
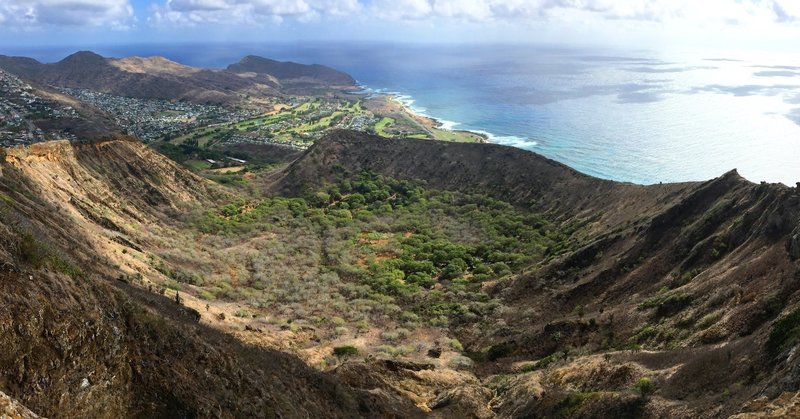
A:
370 94 489 143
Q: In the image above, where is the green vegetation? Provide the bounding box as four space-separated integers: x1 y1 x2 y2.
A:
557 392 601 416
633 377 655 398
428 126 485 143
487 341 516 361
374 117 395 137
767 306 800 357
162 97 378 150
131 169 571 358
290 111 343 134
153 140 249 166
637 289 692 318
193 171 563 320
333 345 359 357
522 351 566 372
184 159 212 171
0 223 83 278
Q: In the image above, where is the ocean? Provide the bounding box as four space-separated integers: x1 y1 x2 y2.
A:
11 42 800 185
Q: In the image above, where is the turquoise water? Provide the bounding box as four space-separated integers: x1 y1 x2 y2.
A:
13 43 800 185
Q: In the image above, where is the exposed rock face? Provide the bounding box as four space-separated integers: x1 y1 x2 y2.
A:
788 226 800 260
0 391 41 419
732 392 800 418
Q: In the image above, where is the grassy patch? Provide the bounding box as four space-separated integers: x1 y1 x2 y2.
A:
638 290 692 318
522 351 566 372
185 159 212 171
557 392 601 416
374 117 395 137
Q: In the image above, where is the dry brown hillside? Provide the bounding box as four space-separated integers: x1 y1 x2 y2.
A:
3 130 800 417
271 130 800 418
0 51 357 104
0 138 421 418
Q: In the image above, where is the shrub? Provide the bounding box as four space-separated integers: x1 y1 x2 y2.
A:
448 355 474 370
198 290 216 301
333 345 359 357
522 351 565 372
376 344 413 358
634 377 654 398
487 341 515 361
557 392 600 416
355 320 369 331
449 339 464 352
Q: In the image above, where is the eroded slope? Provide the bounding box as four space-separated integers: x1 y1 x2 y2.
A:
0 138 421 418
272 130 800 417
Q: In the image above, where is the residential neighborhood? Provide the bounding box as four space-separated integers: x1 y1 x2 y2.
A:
62 88 262 143
0 70 79 146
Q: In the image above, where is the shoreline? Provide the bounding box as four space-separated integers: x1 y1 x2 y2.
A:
357 84 537 148
384 94 489 143
356 84 491 143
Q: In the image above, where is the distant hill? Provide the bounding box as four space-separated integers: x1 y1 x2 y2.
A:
0 51 357 104
227 55 356 87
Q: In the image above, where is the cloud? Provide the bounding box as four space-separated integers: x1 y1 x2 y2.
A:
692 84 800 97
773 0 800 22
2 0 795 36
359 0 797 24
754 70 800 77
148 0 800 28
370 0 432 20
151 0 362 25
0 0 134 28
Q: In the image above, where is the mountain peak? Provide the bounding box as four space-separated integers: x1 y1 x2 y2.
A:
57 51 106 66
227 55 355 86
62 50 103 59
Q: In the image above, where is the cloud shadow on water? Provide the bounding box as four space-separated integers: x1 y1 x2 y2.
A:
480 81 672 105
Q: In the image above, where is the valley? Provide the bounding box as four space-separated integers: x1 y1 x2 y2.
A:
1 51 800 418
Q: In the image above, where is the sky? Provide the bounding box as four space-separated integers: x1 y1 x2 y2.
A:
2 0 800 51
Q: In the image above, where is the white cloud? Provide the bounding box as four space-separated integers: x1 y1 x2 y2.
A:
0 0 134 28
773 0 800 21
370 0 432 20
151 0 363 25
369 0 800 25
0 0 784 40
433 0 492 21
